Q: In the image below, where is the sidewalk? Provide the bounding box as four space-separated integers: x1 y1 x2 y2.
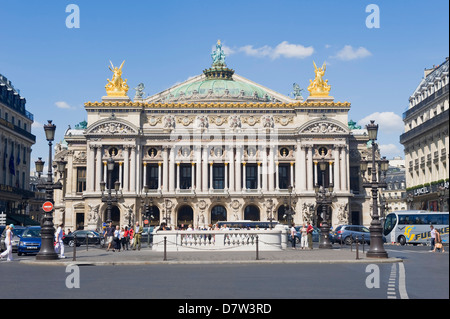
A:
19 243 403 266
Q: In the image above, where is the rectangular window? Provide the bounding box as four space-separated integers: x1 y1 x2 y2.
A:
179 164 191 189
147 165 159 189
76 167 86 193
278 164 290 189
246 164 257 189
213 164 225 189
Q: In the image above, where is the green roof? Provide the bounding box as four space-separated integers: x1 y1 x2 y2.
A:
169 78 270 100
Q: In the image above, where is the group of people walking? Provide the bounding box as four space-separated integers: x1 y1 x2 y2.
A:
104 221 143 252
290 222 314 250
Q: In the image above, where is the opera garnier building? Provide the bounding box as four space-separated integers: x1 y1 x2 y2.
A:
53 41 378 231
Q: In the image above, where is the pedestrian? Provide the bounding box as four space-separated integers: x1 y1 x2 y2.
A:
0 225 13 261
129 226 134 247
114 225 121 252
307 221 314 249
105 222 115 251
290 223 297 249
133 221 143 251
300 223 308 249
54 223 66 259
433 229 444 253
430 225 436 251
122 226 130 250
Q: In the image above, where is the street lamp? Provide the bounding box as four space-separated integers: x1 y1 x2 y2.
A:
100 157 120 224
36 120 62 260
35 157 44 178
284 185 295 226
266 199 274 229
141 185 150 224
314 184 334 249
362 120 389 258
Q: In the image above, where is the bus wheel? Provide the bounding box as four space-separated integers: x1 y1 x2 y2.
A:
398 236 406 246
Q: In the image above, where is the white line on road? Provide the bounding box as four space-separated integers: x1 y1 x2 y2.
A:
398 262 409 299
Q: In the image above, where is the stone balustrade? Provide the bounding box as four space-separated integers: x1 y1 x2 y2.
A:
152 225 287 252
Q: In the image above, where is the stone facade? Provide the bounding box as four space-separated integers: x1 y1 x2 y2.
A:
400 58 449 211
52 51 376 231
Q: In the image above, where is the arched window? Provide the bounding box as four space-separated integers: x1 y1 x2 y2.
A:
244 205 260 221
211 205 227 224
177 205 193 228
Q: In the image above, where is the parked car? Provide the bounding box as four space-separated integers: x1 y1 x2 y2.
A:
18 226 41 256
333 225 386 245
63 230 105 247
1 226 26 252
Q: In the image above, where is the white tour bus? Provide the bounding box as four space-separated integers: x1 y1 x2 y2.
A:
383 210 449 245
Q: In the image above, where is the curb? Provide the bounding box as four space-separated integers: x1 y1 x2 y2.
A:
18 257 403 266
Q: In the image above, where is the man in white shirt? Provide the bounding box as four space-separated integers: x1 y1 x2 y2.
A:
54 223 66 258
430 225 436 251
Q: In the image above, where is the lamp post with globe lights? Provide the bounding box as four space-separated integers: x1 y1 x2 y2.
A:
361 120 389 258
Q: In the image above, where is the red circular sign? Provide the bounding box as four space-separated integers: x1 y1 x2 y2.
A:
144 219 149 225
42 201 53 212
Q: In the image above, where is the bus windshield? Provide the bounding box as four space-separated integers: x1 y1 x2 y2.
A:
383 213 397 236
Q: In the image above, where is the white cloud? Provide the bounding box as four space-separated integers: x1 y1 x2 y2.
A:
239 41 314 59
55 101 73 109
357 112 403 134
32 120 43 128
379 143 402 158
334 45 371 61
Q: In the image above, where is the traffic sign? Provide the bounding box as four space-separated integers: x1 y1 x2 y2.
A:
0 212 6 226
42 201 54 212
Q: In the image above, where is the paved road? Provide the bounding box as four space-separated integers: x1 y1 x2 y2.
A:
0 244 447 302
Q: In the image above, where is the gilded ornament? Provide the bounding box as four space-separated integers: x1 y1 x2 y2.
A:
307 61 331 97
105 60 129 97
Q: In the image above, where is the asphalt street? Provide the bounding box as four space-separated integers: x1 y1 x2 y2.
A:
0 244 447 302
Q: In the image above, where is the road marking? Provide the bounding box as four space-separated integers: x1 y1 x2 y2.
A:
387 264 397 299
398 262 409 299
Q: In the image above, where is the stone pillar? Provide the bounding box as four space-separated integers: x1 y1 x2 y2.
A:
191 162 195 190
176 162 180 191
158 161 162 190
169 147 175 192
143 162 147 188
242 162 247 190
209 162 213 190
306 146 313 191
123 146 129 192
224 162 228 190
333 146 340 192
196 146 201 192
162 146 168 192
95 146 102 192
229 148 235 192
236 146 242 192
87 144 95 192
130 146 136 192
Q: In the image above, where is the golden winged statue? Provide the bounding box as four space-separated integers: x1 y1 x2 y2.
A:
105 60 129 97
307 61 331 97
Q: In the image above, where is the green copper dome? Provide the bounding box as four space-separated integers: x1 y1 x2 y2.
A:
151 41 284 103
168 77 271 101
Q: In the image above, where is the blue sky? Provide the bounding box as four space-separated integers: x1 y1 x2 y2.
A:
1 0 448 169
